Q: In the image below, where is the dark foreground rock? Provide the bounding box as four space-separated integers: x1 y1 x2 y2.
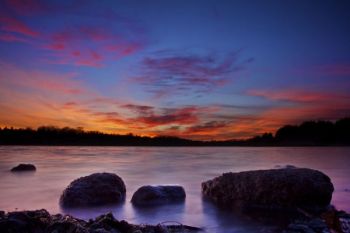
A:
283 206 350 233
131 185 186 206
60 173 126 208
11 163 36 172
0 209 202 233
202 168 334 210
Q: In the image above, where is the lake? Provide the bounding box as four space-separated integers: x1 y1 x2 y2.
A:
0 146 349 232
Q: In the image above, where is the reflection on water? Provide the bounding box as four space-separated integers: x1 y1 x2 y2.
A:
0 146 349 232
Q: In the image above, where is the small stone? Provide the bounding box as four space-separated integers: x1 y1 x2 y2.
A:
11 164 36 172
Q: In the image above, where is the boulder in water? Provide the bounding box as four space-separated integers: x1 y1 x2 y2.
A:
131 185 186 206
202 168 334 210
60 172 126 208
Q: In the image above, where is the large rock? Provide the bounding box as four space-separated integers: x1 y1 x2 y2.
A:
60 173 126 208
131 185 186 206
11 164 36 172
202 168 334 210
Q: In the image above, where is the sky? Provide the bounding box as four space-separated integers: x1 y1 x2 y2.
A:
0 0 350 140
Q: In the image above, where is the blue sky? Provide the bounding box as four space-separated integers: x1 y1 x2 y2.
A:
0 0 349 140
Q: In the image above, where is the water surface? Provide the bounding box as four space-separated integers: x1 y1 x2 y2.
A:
0 146 349 232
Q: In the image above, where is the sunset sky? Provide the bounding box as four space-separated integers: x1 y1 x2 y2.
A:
0 0 350 140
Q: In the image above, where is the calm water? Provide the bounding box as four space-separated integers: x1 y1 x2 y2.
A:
0 146 349 232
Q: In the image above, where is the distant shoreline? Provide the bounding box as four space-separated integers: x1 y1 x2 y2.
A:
1 144 350 147
1 117 349 146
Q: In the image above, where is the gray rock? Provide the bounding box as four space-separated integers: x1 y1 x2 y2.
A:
11 164 36 172
131 185 186 206
202 168 334 210
60 173 126 208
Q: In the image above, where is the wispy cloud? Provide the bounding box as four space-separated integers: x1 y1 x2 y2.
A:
132 51 253 97
42 25 145 67
0 14 39 37
0 1 147 67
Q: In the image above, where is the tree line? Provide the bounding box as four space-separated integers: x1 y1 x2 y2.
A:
0 118 349 146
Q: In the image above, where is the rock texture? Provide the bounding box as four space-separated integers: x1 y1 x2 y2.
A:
60 173 126 208
0 209 202 233
283 206 350 233
11 164 36 172
202 168 334 210
131 185 186 206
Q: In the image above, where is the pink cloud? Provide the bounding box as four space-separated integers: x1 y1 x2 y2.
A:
0 1 147 67
41 25 145 67
0 15 39 37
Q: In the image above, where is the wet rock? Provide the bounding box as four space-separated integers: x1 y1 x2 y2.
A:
202 168 334 210
131 185 186 206
60 172 126 208
0 211 5 219
47 215 88 233
0 209 202 233
0 209 51 233
337 211 350 233
11 163 36 172
88 212 123 232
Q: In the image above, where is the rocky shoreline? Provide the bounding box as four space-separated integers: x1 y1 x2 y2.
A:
1 206 349 233
0 209 202 233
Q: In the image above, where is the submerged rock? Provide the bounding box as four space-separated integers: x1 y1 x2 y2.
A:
202 168 334 210
10 164 36 172
60 172 126 208
131 185 186 206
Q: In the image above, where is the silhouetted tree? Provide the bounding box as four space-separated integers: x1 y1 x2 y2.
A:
0 118 349 146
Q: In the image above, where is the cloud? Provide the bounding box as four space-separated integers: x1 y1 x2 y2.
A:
0 1 147 67
0 62 85 95
0 14 39 37
121 104 154 115
135 107 199 126
132 51 252 97
247 89 350 103
42 24 145 67
244 88 350 136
